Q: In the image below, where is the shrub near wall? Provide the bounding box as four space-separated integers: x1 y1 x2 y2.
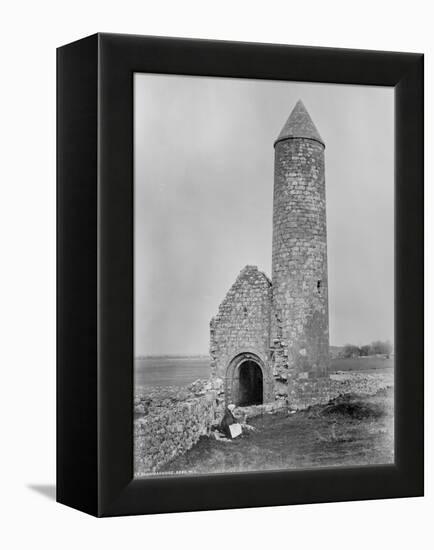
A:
134 378 224 475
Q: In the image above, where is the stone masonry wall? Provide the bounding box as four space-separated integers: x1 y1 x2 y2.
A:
271 138 329 384
134 378 224 475
210 265 272 397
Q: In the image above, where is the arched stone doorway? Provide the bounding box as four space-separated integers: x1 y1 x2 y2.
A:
226 353 266 406
238 361 263 406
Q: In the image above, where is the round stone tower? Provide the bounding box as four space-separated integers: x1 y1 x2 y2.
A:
271 100 329 382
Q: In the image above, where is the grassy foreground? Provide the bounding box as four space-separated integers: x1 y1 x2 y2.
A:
160 388 394 474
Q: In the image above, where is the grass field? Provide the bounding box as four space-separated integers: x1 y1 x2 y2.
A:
330 356 393 373
159 388 394 474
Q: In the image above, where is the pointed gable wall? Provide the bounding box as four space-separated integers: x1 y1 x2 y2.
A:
210 265 272 380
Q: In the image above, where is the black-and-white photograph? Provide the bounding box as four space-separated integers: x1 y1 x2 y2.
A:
133 74 394 477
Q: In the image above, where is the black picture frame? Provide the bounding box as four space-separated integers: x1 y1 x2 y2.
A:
57 33 424 517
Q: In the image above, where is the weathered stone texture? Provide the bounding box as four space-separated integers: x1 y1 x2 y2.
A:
210 265 273 401
210 265 271 374
134 378 225 475
271 137 329 381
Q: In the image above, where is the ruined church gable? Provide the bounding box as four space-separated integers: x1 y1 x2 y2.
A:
210 265 272 379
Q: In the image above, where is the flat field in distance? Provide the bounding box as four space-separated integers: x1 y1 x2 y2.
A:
135 356 394 387
331 356 393 374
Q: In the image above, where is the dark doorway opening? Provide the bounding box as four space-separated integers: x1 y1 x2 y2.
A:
237 361 263 406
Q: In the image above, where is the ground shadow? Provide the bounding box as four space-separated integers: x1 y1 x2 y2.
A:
27 484 56 501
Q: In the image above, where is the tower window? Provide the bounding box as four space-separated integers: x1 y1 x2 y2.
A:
243 306 248 318
317 280 322 293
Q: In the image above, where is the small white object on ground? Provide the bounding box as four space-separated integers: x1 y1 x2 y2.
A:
228 423 242 439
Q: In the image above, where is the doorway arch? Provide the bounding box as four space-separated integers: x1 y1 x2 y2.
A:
238 361 263 406
226 353 266 406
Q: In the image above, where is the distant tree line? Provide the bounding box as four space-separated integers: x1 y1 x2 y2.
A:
342 340 393 359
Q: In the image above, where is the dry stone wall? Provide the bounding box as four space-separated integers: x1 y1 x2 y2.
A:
288 370 393 410
134 378 224 475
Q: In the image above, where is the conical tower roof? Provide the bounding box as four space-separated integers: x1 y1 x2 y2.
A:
274 100 324 147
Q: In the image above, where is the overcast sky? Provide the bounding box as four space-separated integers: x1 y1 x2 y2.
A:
134 74 394 356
